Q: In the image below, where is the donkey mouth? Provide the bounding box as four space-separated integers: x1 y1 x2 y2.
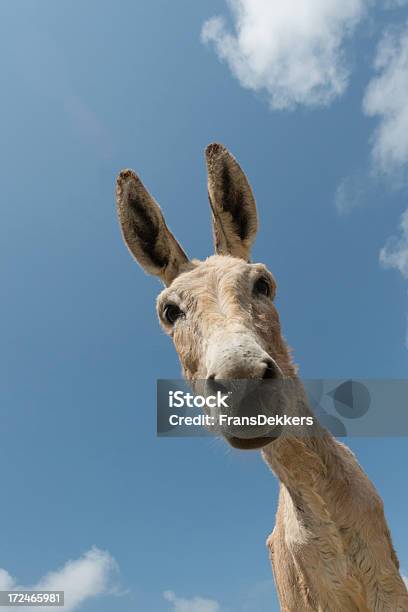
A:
226 435 278 450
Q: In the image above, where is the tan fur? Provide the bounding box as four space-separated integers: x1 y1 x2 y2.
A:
116 169 189 285
206 143 258 260
116 144 408 611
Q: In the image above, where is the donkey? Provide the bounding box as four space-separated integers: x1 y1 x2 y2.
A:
115 143 408 611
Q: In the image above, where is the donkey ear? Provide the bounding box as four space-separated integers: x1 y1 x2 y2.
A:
205 143 258 261
116 169 189 286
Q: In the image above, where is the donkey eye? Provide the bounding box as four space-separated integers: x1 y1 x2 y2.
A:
163 304 184 325
253 277 271 298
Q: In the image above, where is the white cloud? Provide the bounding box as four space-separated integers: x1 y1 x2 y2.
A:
0 569 15 591
164 590 221 612
335 174 368 214
379 208 408 348
363 25 408 178
202 0 368 110
335 23 408 214
0 548 119 611
380 208 408 278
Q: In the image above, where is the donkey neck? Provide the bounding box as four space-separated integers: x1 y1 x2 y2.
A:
261 394 353 522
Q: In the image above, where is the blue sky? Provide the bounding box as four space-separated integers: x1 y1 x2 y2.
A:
0 1 408 610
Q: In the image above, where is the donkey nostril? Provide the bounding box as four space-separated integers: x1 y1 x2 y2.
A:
262 360 278 379
206 377 229 395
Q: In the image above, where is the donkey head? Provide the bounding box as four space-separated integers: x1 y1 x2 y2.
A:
116 144 296 449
